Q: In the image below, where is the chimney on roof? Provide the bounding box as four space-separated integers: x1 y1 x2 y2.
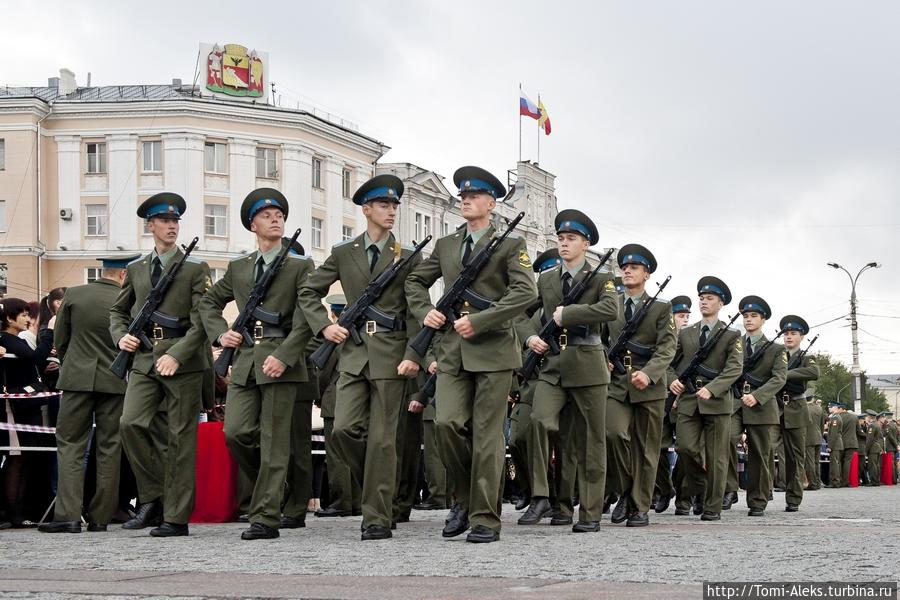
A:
172 78 182 89
58 68 77 95
48 76 59 88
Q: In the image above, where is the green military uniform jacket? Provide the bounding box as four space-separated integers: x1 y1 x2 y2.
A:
866 423 884 454
806 401 825 446
671 319 743 416
109 249 210 374
826 412 844 451
517 263 619 388
405 225 538 374
55 278 127 395
782 353 820 429
299 232 420 380
604 293 677 401
734 335 787 426
884 421 899 452
200 251 314 386
840 411 859 450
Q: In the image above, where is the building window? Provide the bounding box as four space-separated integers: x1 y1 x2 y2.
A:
311 217 323 249
442 220 449 236
342 168 352 198
0 200 5 233
204 204 227 237
85 204 107 236
204 142 227 174
342 225 353 241
414 212 431 241
424 215 432 238
86 143 107 173
256 147 277 178
85 267 102 283
142 140 162 172
311 157 323 189
209 267 225 283
0 139 5 170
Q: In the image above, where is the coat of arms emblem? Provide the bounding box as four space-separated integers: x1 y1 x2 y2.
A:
206 43 264 97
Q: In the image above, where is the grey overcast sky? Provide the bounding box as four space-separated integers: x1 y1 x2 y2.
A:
4 0 899 375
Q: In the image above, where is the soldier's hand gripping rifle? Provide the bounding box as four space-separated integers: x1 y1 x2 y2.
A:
674 312 741 395
309 236 432 370
607 275 672 375
408 210 525 359
731 328 787 399
212 229 301 377
516 247 616 382
110 237 199 379
778 333 819 400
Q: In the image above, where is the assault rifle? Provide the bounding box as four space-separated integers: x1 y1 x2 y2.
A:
607 275 672 375
674 312 741 395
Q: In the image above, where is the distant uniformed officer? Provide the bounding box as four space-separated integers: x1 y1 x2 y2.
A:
200 188 314 540
517 209 619 533
405 166 538 543
864 410 883 486
299 174 422 541
805 397 825 491
669 277 743 521
111 193 211 537
603 244 676 527
39 255 137 533
778 315 820 509
826 402 845 487
882 411 899 484
840 405 860 486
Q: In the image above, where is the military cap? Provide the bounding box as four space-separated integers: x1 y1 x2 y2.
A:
738 295 771 319
617 243 657 273
857 413 866 420
555 209 599 246
697 275 732 305
97 253 141 269
780 315 809 335
241 188 288 231
884 411 894 417
352 174 403 206
533 248 562 273
281 236 305 256
614 276 625 294
137 192 186 220
325 293 346 314
453 166 506 199
865 409 878 417
828 401 841 407
671 295 692 314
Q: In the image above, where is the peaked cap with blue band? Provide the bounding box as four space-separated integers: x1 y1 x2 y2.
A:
241 187 289 231
617 243 657 273
352 174 404 206
137 192 186 220
670 295 692 314
779 314 809 335
614 276 625 294
281 236 305 256
453 166 506 199
554 209 599 247
532 248 562 273
738 295 771 320
697 275 732 305
97 253 142 269
325 293 346 314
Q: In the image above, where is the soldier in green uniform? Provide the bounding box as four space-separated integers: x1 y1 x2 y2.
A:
805 397 825 490
111 193 210 537
778 315 819 510
394 377 427 523
864 410 883 485
856 414 869 485
724 296 787 517
300 174 422 541
669 277 743 521
405 166 537 543
39 255 137 533
840 406 860 486
516 209 618 533
826 402 845 487
882 411 898 484
603 244 676 527
413 345 449 512
200 188 314 540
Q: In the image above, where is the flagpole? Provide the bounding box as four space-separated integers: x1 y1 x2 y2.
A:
537 93 541 165
518 83 523 162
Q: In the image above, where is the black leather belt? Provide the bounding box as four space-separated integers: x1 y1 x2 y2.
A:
358 320 406 336
146 323 188 340
253 324 289 339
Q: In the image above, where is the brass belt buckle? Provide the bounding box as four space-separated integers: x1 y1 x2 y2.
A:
782 392 790 404
623 352 632 370
152 325 164 340
459 311 470 317
253 321 264 339
365 321 377 336
743 382 751 395
695 379 703 391
559 331 568 351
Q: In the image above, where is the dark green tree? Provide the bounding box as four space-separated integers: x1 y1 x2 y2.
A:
811 353 888 413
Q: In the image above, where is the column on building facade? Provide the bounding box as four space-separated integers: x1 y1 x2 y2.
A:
162 133 205 244
323 157 344 253
106 134 139 251
351 162 373 238
281 144 313 253
228 137 257 253
55 135 82 250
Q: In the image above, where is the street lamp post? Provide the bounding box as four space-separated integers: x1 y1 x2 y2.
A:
827 261 881 413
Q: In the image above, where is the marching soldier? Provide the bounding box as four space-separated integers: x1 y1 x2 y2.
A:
39 255 137 533
779 315 819 509
199 188 314 540
299 174 422 541
805 397 826 491
723 296 787 517
111 193 211 537
603 244 676 527
864 410 883 486
669 276 742 521
516 209 618 533
405 166 537 543
826 402 845 487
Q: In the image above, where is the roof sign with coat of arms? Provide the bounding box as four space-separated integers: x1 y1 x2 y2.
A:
201 42 269 100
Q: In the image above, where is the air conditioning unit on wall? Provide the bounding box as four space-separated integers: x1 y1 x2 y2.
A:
60 208 74 220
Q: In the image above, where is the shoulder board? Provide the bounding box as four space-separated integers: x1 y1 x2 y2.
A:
287 254 311 261
727 326 740 332
455 222 467 231
688 322 700 330
127 255 147 267
333 239 355 249
505 232 523 241
230 254 249 263
402 245 416 253
185 256 203 265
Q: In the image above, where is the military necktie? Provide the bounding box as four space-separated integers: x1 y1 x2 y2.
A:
255 257 266 282
150 257 162 287
700 324 710 347
462 236 473 266
625 298 634 321
745 337 752 358
561 272 571 296
369 244 380 273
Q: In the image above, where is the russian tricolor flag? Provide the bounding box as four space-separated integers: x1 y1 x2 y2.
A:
519 91 541 120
